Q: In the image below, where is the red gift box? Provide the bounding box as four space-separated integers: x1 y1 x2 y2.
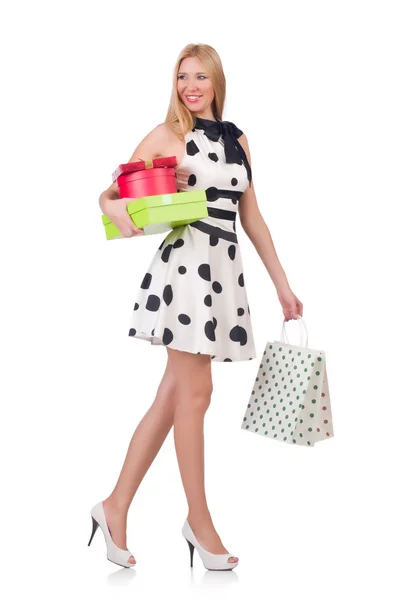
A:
112 156 178 198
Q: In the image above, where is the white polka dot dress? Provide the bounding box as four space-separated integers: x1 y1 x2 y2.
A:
128 119 257 362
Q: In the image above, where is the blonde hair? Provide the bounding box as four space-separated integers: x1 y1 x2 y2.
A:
165 44 226 140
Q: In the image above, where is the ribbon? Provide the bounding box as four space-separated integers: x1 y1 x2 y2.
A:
193 117 252 184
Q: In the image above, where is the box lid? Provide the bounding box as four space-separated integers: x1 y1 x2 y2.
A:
118 168 176 183
112 160 146 182
101 190 207 225
112 156 178 182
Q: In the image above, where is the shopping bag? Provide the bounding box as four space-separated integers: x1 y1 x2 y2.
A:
241 315 334 447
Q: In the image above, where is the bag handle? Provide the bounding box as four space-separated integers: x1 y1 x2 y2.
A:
280 315 309 348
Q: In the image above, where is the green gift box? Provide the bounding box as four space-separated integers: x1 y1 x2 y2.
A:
101 190 208 240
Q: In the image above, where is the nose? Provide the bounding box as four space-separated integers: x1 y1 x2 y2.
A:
185 78 199 92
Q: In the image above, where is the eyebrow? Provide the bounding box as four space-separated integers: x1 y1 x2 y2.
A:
178 71 208 75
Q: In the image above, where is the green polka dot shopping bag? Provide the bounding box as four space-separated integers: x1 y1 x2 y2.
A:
241 315 334 447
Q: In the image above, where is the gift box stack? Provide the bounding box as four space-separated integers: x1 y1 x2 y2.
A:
101 156 208 239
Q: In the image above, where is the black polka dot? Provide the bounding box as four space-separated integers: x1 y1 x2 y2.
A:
212 281 222 293
209 235 219 246
211 355 216 359
204 320 216 341
231 178 238 186
213 317 217 329
158 239 166 251
230 325 248 346
129 328 136 336
134 303 139 311
163 284 173 306
206 187 219 202
141 273 152 289
198 263 211 281
231 198 238 205
178 314 191 325
146 295 160 311
186 140 200 156
224 358 232 362
237 307 245 316
188 174 197 186
204 294 212 307
162 328 174 345
238 273 244 287
161 244 173 263
228 245 236 260
208 152 219 162
178 266 187 274
173 238 185 249
233 221 236 232
151 329 155 335
248 304 250 314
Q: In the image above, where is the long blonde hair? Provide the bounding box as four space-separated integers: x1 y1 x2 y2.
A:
165 44 226 140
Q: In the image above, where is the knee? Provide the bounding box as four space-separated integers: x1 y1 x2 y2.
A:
176 383 213 413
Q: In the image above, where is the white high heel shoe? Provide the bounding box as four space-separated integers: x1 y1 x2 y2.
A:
182 519 239 570
88 501 136 568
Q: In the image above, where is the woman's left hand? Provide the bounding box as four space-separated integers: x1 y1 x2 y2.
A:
277 286 303 321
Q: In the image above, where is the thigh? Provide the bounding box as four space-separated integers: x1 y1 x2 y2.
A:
166 348 213 397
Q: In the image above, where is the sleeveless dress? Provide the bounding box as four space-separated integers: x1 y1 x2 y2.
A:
128 118 257 362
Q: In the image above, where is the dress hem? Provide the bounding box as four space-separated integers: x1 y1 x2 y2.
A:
128 329 256 363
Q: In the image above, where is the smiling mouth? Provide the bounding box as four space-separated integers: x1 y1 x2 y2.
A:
185 95 202 102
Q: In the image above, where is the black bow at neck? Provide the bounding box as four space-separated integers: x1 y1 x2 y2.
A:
193 117 252 185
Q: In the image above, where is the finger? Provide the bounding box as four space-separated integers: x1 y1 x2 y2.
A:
116 218 136 237
118 214 140 236
130 220 144 235
121 224 144 237
118 199 144 233
121 228 134 238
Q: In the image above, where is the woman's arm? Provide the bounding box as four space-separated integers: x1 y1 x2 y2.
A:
237 133 290 293
99 123 173 206
97 123 176 237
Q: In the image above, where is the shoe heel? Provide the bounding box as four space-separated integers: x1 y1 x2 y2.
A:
182 519 239 571
88 516 99 546
186 538 195 567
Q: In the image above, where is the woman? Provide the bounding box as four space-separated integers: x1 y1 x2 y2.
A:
89 43 303 571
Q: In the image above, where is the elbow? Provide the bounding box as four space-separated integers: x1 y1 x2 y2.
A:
240 209 262 233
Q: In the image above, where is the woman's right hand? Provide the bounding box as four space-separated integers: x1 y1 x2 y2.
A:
100 196 144 238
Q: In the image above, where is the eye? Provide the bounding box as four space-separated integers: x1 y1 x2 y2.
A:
177 75 208 80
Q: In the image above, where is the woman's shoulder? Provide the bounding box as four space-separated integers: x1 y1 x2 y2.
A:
155 121 186 142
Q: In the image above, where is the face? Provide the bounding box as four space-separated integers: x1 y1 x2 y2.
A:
177 56 215 119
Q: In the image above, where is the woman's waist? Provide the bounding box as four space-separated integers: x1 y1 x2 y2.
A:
206 205 237 223
188 209 238 243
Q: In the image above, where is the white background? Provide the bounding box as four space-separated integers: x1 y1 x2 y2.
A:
1 0 396 598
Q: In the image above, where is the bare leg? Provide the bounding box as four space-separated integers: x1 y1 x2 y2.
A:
168 347 238 563
102 360 176 564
